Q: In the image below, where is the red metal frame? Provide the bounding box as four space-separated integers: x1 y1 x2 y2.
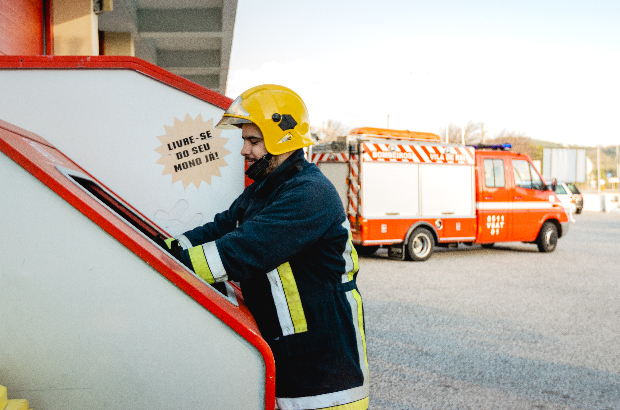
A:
0 55 233 109
1 120 274 409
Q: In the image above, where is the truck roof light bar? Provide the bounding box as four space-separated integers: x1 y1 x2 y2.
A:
473 143 512 150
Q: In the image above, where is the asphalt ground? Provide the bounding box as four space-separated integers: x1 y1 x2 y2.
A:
356 212 620 410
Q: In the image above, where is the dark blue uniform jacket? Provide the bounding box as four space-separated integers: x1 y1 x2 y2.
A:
177 149 369 405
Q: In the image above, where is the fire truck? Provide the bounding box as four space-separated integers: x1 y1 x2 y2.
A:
311 127 570 261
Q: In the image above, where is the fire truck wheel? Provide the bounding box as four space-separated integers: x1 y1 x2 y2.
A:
536 222 558 253
481 243 495 249
407 227 435 261
356 245 379 256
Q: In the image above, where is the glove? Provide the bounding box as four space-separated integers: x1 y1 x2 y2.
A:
155 236 183 260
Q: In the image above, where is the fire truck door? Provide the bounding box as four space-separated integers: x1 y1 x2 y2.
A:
511 159 550 241
477 157 511 242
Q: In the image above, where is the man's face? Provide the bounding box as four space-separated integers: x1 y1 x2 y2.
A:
241 123 269 164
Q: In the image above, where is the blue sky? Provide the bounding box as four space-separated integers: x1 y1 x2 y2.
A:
226 0 620 146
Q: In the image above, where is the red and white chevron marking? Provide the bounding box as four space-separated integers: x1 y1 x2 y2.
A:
348 155 360 215
362 143 475 164
310 152 348 163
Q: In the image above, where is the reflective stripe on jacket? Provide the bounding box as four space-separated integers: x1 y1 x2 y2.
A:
177 150 369 407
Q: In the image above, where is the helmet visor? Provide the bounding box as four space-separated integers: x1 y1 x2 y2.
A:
225 96 251 117
216 116 252 129
216 95 253 129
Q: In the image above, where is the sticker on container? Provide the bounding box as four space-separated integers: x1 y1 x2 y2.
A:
155 114 231 188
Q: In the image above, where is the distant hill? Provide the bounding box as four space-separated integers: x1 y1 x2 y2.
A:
531 139 563 148
488 137 618 186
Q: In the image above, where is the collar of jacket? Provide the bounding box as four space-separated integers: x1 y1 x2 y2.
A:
253 149 305 198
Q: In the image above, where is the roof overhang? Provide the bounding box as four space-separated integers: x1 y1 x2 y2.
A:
97 0 237 94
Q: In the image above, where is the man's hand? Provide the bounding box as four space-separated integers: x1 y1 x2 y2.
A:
154 236 183 259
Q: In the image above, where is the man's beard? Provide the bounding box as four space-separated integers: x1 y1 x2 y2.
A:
245 153 273 180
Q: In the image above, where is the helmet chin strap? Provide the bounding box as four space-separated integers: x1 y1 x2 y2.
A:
245 153 273 180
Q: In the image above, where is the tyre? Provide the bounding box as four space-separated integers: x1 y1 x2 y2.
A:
356 245 379 256
575 208 583 214
407 227 434 261
536 221 558 253
481 243 495 249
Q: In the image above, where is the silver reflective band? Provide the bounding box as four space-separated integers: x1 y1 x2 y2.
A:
202 242 228 282
276 383 369 410
341 220 356 283
346 290 369 382
267 268 296 336
175 234 193 250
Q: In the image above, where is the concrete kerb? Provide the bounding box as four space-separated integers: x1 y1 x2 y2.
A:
582 193 620 212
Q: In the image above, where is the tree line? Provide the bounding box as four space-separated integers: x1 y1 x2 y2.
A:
311 120 540 160
311 120 618 184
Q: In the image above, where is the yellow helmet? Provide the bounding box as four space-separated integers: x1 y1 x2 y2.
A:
216 84 314 155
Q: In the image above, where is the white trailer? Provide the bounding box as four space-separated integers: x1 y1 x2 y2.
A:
312 130 475 260
0 56 276 409
0 56 245 238
0 120 275 410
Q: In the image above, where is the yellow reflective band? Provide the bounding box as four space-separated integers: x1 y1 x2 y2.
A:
352 289 368 371
322 397 369 410
275 383 368 409
164 237 175 249
348 234 359 282
277 262 307 333
188 245 215 284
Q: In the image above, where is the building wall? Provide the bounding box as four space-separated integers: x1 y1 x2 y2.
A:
101 32 134 56
0 0 236 93
0 0 44 55
53 0 98 55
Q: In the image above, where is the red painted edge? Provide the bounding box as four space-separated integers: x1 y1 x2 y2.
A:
0 121 275 410
0 55 234 110
245 159 254 188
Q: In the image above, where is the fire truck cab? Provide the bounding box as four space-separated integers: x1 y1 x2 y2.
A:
311 127 570 261
474 148 569 248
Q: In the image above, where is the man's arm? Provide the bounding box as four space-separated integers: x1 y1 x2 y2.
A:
178 176 345 284
174 193 244 248
155 191 244 264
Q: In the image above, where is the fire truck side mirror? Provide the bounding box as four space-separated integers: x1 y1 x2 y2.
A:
550 178 557 192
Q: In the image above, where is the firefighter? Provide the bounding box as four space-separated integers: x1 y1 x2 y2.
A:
161 84 369 410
